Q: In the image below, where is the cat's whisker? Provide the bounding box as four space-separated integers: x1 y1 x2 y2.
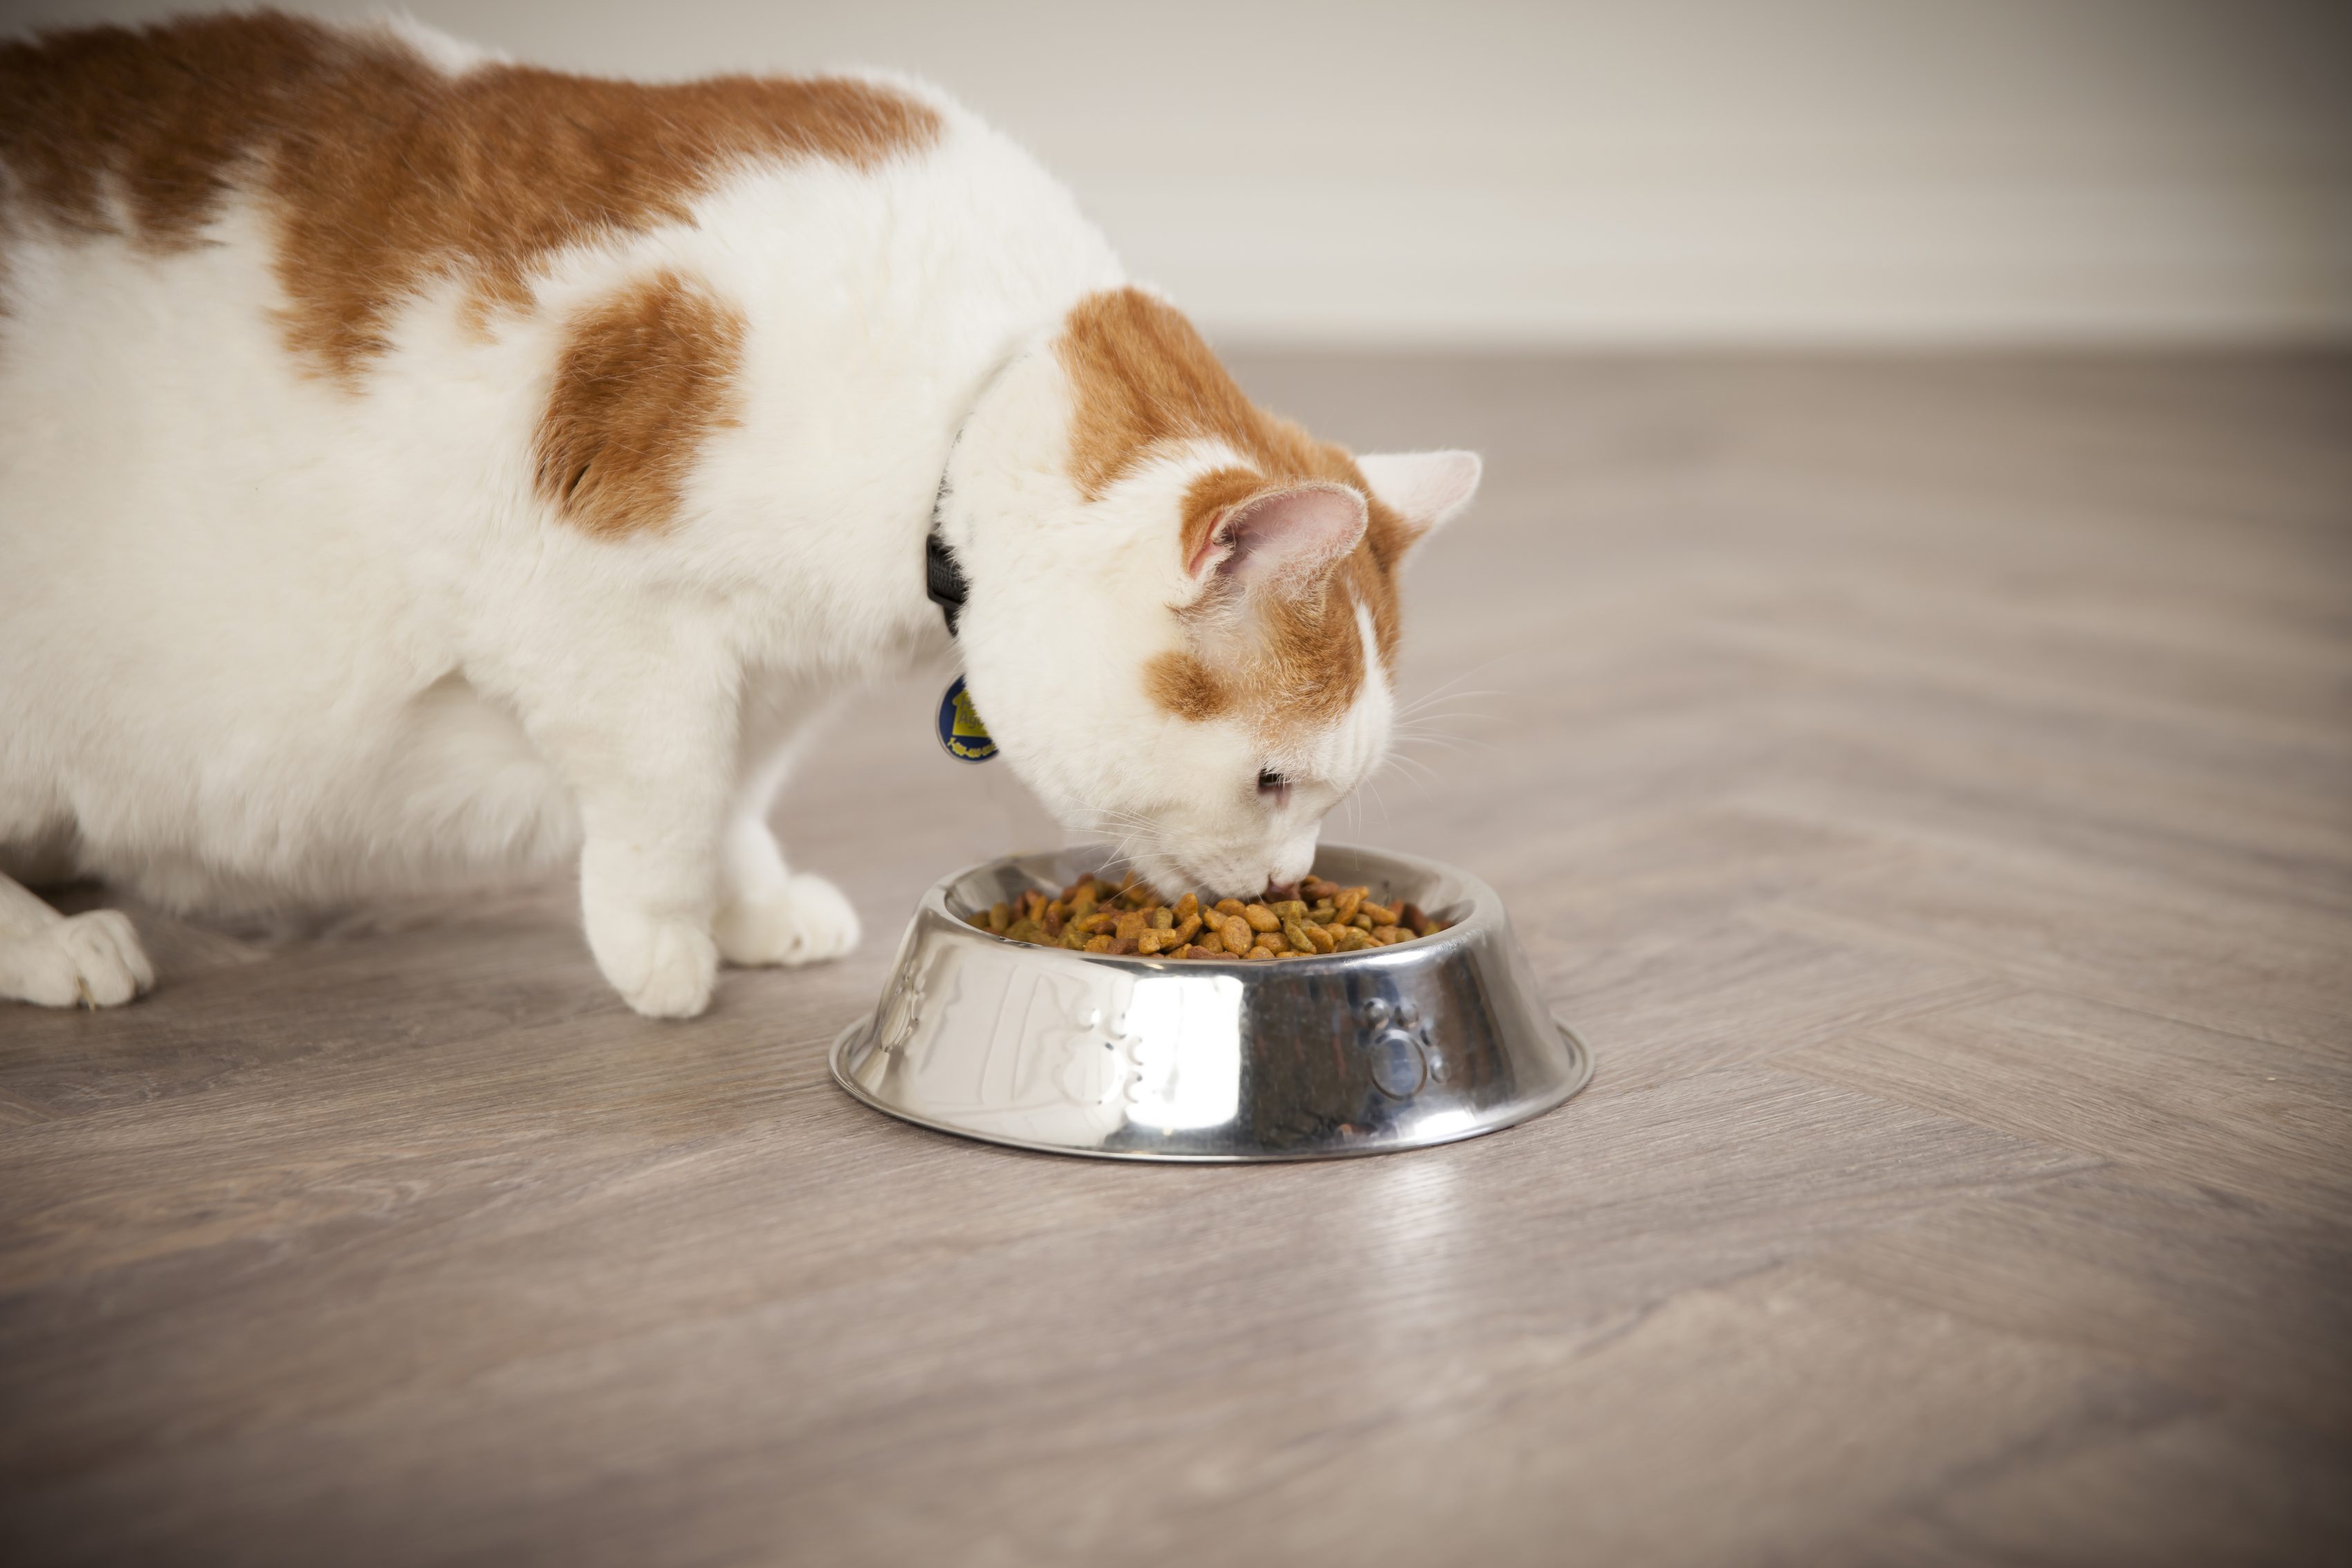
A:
1070 806 1166 854
1395 694 1503 728
1379 751 1440 793
1393 735 1493 760
1392 706 1499 740
1393 716 1490 738
1395 699 1499 726
1393 650 1516 712
1383 719 1496 752
1094 823 1161 861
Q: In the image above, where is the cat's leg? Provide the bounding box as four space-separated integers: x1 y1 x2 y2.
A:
0 873 155 1008
517 634 742 1020
712 691 861 968
712 815 862 969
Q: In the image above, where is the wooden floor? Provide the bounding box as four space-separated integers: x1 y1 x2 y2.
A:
4 352 2349 1566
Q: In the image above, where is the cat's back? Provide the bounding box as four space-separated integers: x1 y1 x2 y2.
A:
0 12 1108 556
0 9 1109 613
0 12 1114 897
0 10 1001 675
0 10 1062 371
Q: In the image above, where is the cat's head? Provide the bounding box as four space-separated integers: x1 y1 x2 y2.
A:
946 288 1478 899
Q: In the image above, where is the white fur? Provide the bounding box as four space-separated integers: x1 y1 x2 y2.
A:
0 24 1474 1015
362 14 503 74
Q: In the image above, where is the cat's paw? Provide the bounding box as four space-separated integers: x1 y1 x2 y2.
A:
0 910 156 1008
714 873 861 968
584 903 719 1019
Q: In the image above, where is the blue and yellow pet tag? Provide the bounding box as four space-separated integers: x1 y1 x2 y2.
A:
936 675 998 762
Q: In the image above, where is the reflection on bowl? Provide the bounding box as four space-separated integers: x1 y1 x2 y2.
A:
830 844 1594 1162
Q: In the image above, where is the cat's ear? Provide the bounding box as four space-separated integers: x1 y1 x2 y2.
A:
1355 450 1482 546
1190 482 1368 590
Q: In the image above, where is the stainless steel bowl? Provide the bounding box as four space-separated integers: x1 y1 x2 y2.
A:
830 844 1594 1161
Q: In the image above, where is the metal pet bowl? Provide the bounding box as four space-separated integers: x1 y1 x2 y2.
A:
830 844 1593 1161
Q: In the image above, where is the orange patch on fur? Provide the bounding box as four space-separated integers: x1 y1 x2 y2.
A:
1 15 321 250
535 270 746 537
0 13 939 378
1144 649 1232 723
1059 289 1350 505
1058 289 1415 735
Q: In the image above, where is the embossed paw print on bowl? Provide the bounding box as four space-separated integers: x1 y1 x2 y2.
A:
1357 996 1437 1099
831 843 1594 1162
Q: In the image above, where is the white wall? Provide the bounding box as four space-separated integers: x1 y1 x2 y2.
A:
14 0 2350 344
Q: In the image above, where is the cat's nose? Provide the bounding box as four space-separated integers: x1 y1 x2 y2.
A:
1267 833 1319 889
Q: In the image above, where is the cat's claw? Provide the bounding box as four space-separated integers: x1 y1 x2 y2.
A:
0 910 156 1008
585 904 719 1019
714 872 861 968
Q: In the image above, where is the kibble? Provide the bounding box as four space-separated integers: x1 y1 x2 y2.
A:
966 872 1449 959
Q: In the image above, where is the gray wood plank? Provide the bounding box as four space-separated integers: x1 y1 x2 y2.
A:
1810 1167 2352 1442
1781 988 2352 1217
1817 1409 2352 1568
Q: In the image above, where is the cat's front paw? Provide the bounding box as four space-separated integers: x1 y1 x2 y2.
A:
0 910 156 1008
714 872 861 968
584 902 719 1019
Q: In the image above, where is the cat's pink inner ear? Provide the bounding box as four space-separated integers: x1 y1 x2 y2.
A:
1192 483 1368 587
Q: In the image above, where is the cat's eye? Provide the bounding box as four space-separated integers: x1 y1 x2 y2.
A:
1257 768 1291 803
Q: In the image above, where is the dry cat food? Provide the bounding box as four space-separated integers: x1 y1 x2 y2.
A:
966 871 1449 959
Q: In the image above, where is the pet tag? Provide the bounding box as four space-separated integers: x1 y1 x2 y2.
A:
936 675 998 762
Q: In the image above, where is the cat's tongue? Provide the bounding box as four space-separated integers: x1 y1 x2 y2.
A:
1263 880 1301 903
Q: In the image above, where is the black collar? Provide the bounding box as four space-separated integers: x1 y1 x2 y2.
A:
926 492 966 638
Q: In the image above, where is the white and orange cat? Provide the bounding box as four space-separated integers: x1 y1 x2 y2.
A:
0 12 1478 1017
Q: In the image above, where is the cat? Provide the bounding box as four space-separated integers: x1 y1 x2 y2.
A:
0 12 1480 1017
